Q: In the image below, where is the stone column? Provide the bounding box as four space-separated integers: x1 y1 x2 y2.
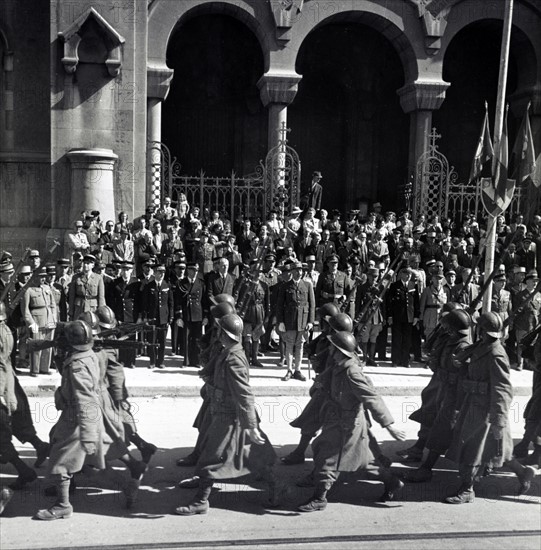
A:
398 79 450 178
257 71 302 150
66 148 118 224
147 64 174 206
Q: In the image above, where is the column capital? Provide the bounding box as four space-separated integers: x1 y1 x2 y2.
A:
147 63 174 100
397 79 450 114
257 71 302 107
508 85 541 117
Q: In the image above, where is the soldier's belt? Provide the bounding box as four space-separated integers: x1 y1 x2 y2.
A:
425 305 441 309
462 379 488 395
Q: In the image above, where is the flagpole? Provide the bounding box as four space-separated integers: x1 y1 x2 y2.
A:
482 0 514 312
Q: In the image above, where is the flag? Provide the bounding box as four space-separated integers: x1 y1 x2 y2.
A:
511 103 537 186
469 103 494 183
481 106 515 216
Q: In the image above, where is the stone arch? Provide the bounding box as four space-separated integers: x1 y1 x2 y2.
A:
289 4 421 84
147 0 272 71
440 3 540 89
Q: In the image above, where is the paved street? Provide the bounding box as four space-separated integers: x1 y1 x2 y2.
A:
1 395 539 550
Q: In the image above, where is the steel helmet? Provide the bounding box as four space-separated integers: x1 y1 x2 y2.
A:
65 320 94 351
477 312 504 338
95 305 117 329
77 311 100 335
209 293 236 308
328 331 357 358
210 301 236 320
0 301 6 322
328 312 353 333
316 302 340 321
442 301 463 315
217 313 244 342
441 309 471 335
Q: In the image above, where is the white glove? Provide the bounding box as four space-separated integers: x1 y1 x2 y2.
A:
176 318 184 327
278 322 286 332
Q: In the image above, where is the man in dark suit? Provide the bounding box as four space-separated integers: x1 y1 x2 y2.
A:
236 219 256 263
206 257 236 303
386 266 420 368
307 171 323 211
174 263 208 367
276 260 315 381
107 260 140 368
140 264 174 369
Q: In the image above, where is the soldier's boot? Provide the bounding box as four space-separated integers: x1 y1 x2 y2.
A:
175 480 213 515
404 450 439 483
444 482 475 504
524 444 541 467
281 433 312 465
513 420 537 458
44 476 76 497
35 476 73 520
176 452 199 467
130 433 158 465
359 342 368 364
178 475 200 489
27 435 49 468
378 469 404 502
251 341 265 368
4 446 37 490
298 482 328 512
507 458 536 495
367 343 378 367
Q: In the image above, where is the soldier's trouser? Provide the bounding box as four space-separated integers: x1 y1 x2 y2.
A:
184 321 202 366
29 327 54 374
11 377 37 443
118 335 137 369
283 330 305 371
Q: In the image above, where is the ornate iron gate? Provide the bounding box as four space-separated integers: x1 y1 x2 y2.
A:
263 123 301 219
414 128 458 222
148 127 301 222
148 141 265 222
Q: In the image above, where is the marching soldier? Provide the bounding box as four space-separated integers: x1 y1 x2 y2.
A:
404 309 472 482
297 331 405 512
445 312 535 503
175 314 276 516
22 266 57 376
68 254 105 321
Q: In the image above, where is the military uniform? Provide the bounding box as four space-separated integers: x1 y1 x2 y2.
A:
68 271 105 320
22 283 57 374
315 268 351 308
140 278 174 367
174 276 207 367
108 276 140 368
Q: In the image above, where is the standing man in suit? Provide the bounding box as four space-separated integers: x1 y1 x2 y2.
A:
386 266 420 368
68 254 105 321
308 171 323 211
139 265 173 369
174 263 208 367
236 219 256 263
206 257 236 304
276 260 315 381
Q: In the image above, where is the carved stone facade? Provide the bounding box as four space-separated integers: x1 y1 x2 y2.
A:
0 0 540 256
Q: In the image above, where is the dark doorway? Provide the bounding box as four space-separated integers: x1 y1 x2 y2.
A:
434 20 519 184
163 14 267 176
290 23 408 213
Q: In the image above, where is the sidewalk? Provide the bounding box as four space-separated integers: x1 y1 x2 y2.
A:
17 349 534 398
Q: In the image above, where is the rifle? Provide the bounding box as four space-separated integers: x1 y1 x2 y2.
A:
98 322 153 340
353 267 396 334
27 337 156 352
0 248 31 304
8 240 61 313
505 280 541 329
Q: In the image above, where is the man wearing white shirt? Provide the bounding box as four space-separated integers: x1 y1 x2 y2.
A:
66 220 90 257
